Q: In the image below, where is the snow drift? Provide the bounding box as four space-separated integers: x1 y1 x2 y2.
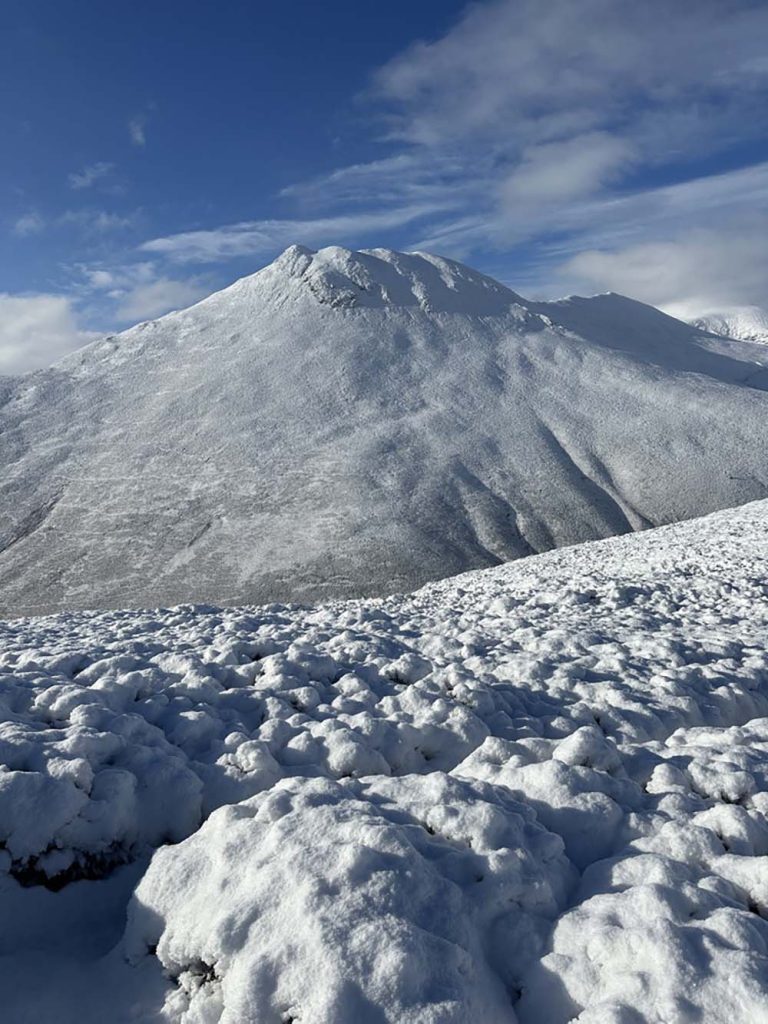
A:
1 498 768 1021
2 244 768 616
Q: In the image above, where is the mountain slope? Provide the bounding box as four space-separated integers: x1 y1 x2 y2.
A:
691 305 768 344
2 244 768 615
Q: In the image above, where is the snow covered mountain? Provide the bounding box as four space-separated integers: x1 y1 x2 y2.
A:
1 498 768 1022
691 305 768 344
2 243 768 616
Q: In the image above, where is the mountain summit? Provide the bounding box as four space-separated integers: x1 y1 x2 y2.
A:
690 305 768 345
2 245 768 615
256 244 523 314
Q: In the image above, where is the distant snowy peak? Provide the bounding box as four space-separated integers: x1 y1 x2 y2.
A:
691 305 768 345
252 243 523 315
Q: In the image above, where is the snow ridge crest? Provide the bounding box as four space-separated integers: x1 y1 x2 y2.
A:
264 243 521 314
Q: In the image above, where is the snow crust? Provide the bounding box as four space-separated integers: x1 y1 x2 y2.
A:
2 245 768 616
1 498 768 1021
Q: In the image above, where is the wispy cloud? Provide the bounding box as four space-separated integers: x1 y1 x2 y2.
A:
59 208 137 233
75 260 209 322
280 152 481 211
251 0 768 311
13 211 45 237
372 0 768 153
129 115 147 147
10 206 137 240
500 133 635 207
139 204 450 263
114 277 208 320
53 0 768 324
68 161 114 190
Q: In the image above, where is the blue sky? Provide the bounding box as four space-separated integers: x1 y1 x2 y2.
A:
2 0 768 371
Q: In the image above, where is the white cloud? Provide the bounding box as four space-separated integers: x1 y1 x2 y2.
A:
77 260 155 294
75 260 209 323
392 160 766 273
70 0 766 319
83 269 116 289
0 294 96 375
139 205 448 263
13 211 45 237
113 278 209 321
129 116 146 146
259 0 768 312
68 162 114 190
500 134 634 207
59 209 136 233
487 159 768 271
557 226 768 320
373 0 768 151
12 207 136 239
280 152 479 210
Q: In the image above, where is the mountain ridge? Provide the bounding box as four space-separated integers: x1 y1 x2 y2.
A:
690 305 768 345
2 245 768 616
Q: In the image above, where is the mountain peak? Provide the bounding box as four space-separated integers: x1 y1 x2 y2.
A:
4 242 768 616
690 305 768 345
259 244 521 314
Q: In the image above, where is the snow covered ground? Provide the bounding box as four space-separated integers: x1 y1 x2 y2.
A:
3 244 768 617
1 497 768 1022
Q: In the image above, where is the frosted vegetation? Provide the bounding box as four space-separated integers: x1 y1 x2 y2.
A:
2 245 768 616
1 498 768 1022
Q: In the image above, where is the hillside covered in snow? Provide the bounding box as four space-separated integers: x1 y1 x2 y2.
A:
692 306 768 345
2 245 768 616
1 498 768 1022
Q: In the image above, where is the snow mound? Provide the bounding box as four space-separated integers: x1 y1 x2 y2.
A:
126 773 570 1023
1 499 768 1020
3 246 768 616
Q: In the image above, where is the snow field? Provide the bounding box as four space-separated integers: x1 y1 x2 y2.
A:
1 498 768 1021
